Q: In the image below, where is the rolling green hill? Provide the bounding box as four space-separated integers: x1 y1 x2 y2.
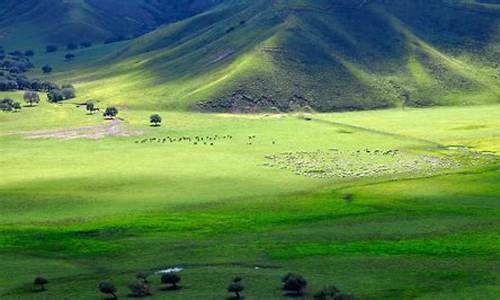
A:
46 0 499 112
0 0 223 49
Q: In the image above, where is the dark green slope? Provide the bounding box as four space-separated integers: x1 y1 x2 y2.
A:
74 0 499 112
0 0 223 49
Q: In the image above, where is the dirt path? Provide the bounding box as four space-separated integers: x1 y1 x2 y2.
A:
24 119 143 140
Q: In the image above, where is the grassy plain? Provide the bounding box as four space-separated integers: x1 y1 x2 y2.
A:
0 97 499 299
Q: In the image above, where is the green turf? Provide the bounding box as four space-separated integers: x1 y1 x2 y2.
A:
0 100 499 299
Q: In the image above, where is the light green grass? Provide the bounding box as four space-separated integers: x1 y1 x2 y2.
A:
0 103 499 299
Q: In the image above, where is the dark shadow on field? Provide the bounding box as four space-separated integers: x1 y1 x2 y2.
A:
127 294 152 298
160 286 182 291
283 292 306 298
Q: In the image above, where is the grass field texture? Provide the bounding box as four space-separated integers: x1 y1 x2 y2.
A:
0 98 499 299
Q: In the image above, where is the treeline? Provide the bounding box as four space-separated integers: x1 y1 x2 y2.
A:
32 272 355 299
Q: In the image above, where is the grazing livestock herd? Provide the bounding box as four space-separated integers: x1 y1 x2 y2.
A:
133 135 497 180
263 147 496 179
135 134 235 146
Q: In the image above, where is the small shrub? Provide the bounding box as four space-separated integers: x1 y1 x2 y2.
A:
282 273 307 295
42 65 53 74
227 277 244 299
161 272 181 289
128 281 151 297
98 281 117 299
65 53 75 61
34 276 48 291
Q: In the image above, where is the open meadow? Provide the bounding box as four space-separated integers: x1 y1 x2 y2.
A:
1 1 500 297
1 97 499 299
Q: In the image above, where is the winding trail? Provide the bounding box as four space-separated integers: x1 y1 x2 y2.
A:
16 119 143 140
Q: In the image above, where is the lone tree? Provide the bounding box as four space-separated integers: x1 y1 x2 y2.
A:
128 281 151 297
42 65 53 74
34 276 48 291
227 277 244 299
86 102 95 114
98 281 117 300
150 114 162 126
103 107 118 119
24 91 40 106
282 273 307 296
161 272 181 290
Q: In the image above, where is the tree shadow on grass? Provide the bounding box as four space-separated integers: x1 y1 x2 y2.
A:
160 286 183 292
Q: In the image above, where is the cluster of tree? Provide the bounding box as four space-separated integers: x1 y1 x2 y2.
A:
47 84 76 103
33 272 354 299
0 47 58 92
0 98 21 112
46 42 93 54
0 51 34 74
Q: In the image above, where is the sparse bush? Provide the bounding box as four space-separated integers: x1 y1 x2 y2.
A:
34 276 48 291
227 277 244 299
150 114 162 126
282 273 307 295
42 65 53 74
24 91 40 106
161 272 181 289
25 50 35 57
128 281 151 297
65 53 75 61
98 281 117 299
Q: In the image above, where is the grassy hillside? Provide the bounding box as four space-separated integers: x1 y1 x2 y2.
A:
1 100 499 298
37 0 500 112
0 0 223 50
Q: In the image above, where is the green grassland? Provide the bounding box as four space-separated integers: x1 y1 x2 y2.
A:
1 97 499 299
1 1 499 298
